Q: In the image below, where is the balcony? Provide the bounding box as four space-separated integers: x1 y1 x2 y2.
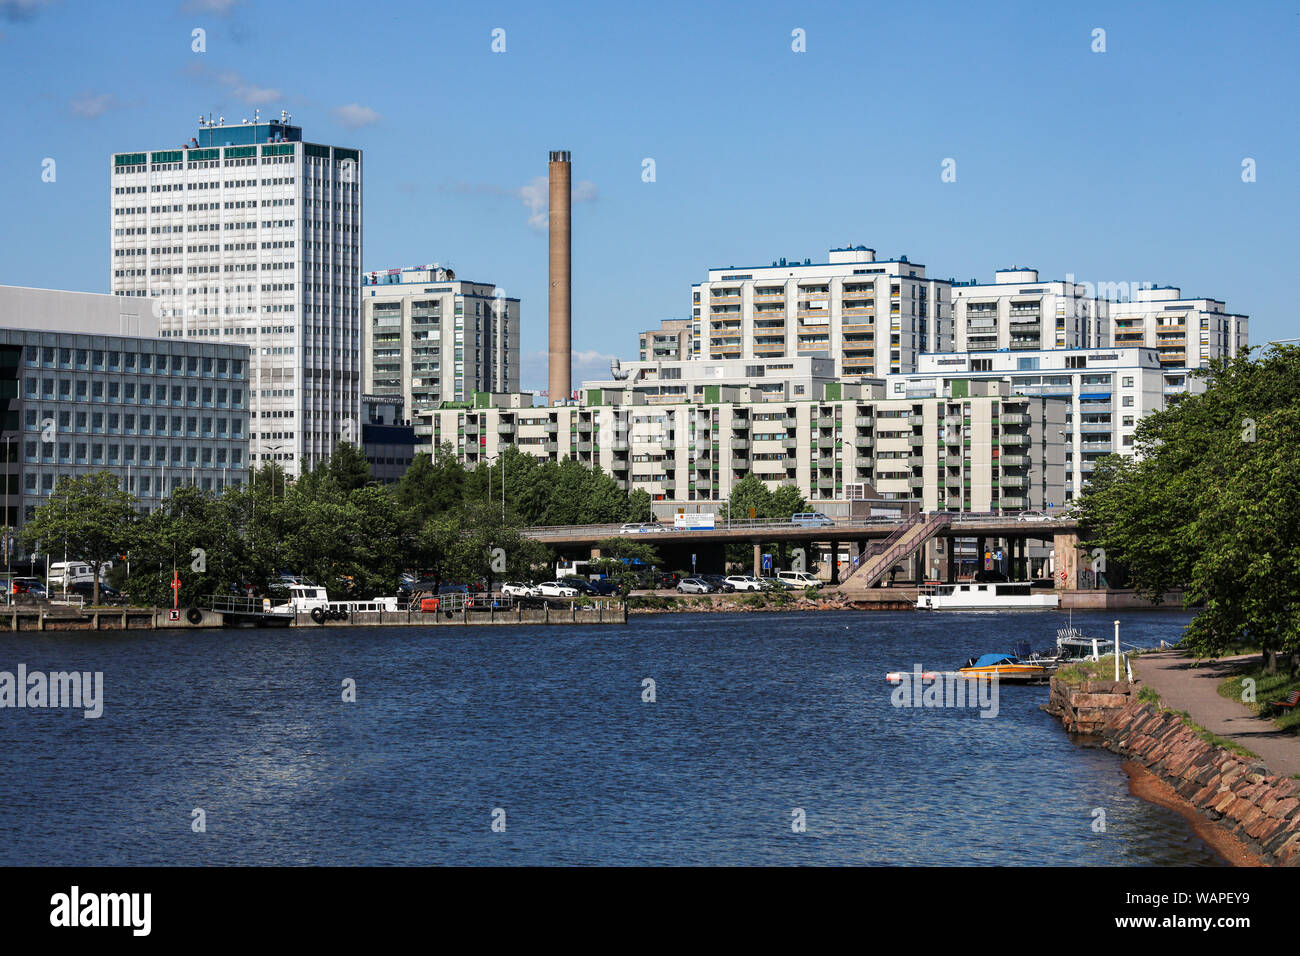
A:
1001 433 1030 447
999 454 1029 467
1000 495 1028 509
1000 412 1030 426
999 475 1029 488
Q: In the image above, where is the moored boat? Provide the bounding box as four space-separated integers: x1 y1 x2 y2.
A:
916 581 1059 611
958 653 1052 684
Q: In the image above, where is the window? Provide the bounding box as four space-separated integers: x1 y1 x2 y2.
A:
1122 376 1134 387
1122 396 1134 407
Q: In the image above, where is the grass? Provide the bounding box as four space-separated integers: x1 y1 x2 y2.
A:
1137 684 1161 705
1217 665 1300 737
1055 656 1126 683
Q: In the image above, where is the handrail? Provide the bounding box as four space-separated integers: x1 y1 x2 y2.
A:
844 512 954 590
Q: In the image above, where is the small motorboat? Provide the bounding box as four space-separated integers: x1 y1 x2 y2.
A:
958 653 1052 684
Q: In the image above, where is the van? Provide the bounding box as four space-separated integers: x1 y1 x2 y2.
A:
47 561 111 589
777 570 823 589
791 512 834 527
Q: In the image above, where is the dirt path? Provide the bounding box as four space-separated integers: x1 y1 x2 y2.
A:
1132 651 1300 777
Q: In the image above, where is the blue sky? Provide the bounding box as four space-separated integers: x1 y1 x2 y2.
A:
1 0 1296 389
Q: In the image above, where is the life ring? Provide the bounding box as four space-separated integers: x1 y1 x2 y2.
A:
186 607 203 625
310 606 326 624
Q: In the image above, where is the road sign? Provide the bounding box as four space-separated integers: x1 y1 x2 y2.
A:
762 553 772 571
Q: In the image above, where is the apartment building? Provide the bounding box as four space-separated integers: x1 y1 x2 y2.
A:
362 264 520 445
951 268 1109 353
429 379 1065 512
1108 287 1248 369
887 347 1192 498
583 355 842 406
110 114 361 476
637 319 693 361
690 246 953 378
0 285 251 528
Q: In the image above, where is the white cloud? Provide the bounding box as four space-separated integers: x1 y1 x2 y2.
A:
518 177 599 231
331 103 380 129
68 92 118 119
521 348 620 394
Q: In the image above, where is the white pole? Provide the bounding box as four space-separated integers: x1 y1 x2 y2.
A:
1114 619 1121 681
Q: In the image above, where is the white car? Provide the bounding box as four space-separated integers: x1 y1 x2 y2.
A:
619 521 667 534
1015 511 1053 523
536 581 580 597
500 582 538 598
777 570 823 589
724 575 762 592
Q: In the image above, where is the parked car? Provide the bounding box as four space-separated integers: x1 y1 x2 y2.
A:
588 579 621 596
438 583 470 595
701 574 735 592
536 581 580 598
677 577 715 594
500 582 539 598
777 570 823 589
758 576 787 592
558 576 600 596
68 581 123 604
11 577 46 598
792 512 835 527
724 575 763 592
655 571 681 590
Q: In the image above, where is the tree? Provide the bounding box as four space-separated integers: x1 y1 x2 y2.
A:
591 537 661 594
22 471 136 605
326 441 371 492
1077 346 1300 669
396 444 466 522
131 484 246 607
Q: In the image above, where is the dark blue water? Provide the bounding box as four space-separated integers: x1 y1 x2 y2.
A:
0 609 1221 865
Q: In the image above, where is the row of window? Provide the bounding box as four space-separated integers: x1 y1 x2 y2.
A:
24 381 244 406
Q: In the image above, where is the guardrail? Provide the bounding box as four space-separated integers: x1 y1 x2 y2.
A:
521 511 1075 538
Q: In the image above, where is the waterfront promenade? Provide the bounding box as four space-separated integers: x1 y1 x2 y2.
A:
1134 651 1300 777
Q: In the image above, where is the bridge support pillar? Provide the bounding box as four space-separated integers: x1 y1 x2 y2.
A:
753 542 761 579
829 539 841 585
1054 533 1081 589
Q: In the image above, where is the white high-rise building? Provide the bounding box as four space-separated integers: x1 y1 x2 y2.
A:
690 246 953 378
951 268 1109 353
110 114 362 475
1108 287 1248 369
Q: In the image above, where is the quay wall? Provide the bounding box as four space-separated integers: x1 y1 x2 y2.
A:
1048 676 1300 865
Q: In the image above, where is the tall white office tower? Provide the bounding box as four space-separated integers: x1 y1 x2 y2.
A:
110 113 362 476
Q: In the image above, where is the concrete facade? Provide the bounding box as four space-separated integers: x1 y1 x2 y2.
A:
110 117 361 476
691 246 953 378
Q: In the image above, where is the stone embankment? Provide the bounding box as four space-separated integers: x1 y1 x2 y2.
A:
1047 673 1300 866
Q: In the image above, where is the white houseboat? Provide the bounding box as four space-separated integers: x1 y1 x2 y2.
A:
916 581 1060 611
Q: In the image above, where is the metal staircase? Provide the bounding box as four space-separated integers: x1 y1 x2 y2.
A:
837 512 952 593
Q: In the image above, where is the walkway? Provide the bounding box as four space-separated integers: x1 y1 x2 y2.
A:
1132 651 1300 777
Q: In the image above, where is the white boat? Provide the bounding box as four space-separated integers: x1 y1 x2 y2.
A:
916 581 1060 611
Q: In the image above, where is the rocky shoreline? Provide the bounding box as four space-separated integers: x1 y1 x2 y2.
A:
1046 676 1300 866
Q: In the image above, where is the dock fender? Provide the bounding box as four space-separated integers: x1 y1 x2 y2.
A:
339 610 348 622
186 607 203 625
311 606 326 625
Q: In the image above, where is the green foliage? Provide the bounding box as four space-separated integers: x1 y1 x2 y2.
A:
1077 346 1300 662
22 471 136 605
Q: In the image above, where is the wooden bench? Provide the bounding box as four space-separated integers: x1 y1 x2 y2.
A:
1268 690 1300 711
